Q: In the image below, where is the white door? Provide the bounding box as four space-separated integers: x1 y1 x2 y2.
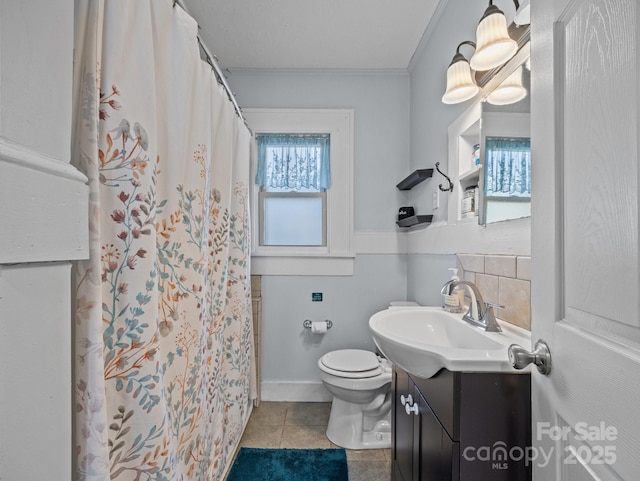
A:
530 0 640 479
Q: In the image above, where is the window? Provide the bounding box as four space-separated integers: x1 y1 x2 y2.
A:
256 134 330 247
261 193 325 246
244 109 354 275
484 137 531 198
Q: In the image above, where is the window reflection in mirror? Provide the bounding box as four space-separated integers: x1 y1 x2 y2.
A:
483 136 531 223
479 59 531 225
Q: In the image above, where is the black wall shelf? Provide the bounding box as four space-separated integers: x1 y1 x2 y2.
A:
396 214 434 228
396 169 434 190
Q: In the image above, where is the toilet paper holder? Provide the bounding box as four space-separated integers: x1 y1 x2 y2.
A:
303 319 333 330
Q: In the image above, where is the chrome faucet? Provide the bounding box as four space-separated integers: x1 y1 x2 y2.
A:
440 279 503 332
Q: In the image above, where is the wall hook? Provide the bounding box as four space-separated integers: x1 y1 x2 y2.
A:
435 162 454 192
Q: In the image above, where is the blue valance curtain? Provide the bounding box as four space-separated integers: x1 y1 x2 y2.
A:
255 134 330 191
484 137 531 197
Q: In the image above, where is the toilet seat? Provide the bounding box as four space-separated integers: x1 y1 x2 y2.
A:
320 349 383 379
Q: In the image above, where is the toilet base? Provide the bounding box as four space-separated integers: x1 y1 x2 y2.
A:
325 397 392 450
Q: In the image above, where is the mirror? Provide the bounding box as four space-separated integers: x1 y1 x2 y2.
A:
447 38 531 227
479 57 531 225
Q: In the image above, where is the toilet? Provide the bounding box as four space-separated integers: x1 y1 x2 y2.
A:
318 348 392 449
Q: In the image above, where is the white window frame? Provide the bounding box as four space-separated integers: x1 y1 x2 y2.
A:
245 109 354 275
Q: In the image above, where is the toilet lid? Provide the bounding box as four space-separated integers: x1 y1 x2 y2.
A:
321 349 380 374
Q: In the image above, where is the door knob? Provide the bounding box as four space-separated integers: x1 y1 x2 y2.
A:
508 339 552 375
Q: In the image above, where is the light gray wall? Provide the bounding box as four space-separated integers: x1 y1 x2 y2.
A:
406 253 457 306
408 0 489 225
228 70 413 392
261 255 407 383
228 69 411 230
227 1 528 394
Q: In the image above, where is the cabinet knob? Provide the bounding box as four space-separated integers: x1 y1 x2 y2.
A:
405 402 419 416
400 394 413 406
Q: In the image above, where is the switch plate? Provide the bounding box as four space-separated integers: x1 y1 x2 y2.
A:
432 191 439 210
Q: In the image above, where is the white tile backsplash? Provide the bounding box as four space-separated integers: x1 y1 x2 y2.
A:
485 255 516 278
517 256 531 281
457 254 531 330
457 254 485 273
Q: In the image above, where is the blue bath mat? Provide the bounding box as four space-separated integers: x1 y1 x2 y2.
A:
226 448 348 481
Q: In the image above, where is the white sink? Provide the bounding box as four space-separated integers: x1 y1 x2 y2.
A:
369 306 531 378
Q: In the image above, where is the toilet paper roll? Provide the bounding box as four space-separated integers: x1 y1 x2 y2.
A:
311 321 328 334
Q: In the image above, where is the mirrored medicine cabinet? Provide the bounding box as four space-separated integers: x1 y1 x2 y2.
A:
448 35 531 226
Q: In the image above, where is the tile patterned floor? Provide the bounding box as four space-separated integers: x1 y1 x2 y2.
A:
235 401 392 481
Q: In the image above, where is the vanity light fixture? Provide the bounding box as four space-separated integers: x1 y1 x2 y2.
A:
469 0 518 71
442 41 479 105
442 0 529 105
486 66 527 105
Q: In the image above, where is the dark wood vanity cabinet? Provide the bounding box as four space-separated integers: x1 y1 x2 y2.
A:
393 368 413 481
392 366 531 481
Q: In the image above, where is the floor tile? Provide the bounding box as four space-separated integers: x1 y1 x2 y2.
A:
239 423 283 448
345 448 387 462
280 425 332 449
285 402 331 426
383 448 392 462
248 401 290 426
348 460 391 481
239 401 390 480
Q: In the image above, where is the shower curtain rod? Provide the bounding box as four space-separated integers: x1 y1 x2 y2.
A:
173 0 246 125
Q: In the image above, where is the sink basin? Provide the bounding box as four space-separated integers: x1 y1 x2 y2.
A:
369 306 531 378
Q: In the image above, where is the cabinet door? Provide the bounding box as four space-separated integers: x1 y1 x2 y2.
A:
441 428 459 481
392 368 414 481
416 388 459 481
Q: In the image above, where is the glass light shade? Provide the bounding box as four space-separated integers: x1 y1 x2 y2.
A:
470 6 518 71
442 58 479 104
486 67 527 105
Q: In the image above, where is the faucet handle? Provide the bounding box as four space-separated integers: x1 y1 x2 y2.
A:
482 301 504 332
485 301 504 310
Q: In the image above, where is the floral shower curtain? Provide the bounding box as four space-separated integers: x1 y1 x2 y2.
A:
72 2 255 480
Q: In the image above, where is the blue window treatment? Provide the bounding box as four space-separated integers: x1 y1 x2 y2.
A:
484 137 531 197
256 134 331 191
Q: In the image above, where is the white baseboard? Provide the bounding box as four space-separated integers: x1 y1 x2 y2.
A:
261 382 333 402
